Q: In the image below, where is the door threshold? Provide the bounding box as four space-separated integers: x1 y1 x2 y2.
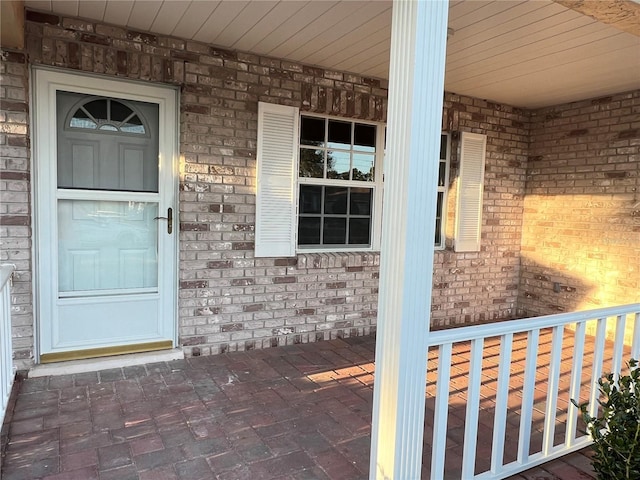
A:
29 348 184 378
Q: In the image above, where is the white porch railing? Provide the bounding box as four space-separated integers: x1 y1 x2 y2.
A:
426 303 640 479
0 264 16 428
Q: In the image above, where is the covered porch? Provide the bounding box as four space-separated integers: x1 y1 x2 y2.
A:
1 267 638 478
4 315 635 480
1 0 639 478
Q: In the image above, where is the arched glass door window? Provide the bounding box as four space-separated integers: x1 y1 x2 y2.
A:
57 91 159 192
69 98 147 135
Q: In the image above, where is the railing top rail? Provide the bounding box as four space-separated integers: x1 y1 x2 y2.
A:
0 264 15 290
427 303 640 346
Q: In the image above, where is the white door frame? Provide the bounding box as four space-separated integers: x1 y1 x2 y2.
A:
32 67 179 361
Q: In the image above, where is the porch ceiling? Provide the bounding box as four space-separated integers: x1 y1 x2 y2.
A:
24 0 640 109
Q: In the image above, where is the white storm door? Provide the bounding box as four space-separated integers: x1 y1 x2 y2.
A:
34 69 178 361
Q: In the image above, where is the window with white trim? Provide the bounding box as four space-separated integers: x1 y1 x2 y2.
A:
255 102 486 258
297 115 383 249
435 133 451 249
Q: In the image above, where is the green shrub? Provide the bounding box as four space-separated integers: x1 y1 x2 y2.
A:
572 359 640 479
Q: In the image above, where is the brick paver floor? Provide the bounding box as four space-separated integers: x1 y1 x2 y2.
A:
1 335 595 479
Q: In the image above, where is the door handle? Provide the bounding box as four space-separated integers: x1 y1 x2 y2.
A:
154 207 173 234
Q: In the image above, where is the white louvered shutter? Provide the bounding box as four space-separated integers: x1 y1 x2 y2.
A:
255 102 299 257
454 132 487 252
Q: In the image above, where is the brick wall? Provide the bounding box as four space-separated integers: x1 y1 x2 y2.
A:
5 10 530 363
0 49 33 370
432 94 529 327
519 91 640 326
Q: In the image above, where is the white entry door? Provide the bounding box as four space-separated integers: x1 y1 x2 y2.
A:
34 69 178 362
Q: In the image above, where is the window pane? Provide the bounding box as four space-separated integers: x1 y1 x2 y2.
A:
324 187 347 214
84 99 108 120
327 150 350 180
299 185 322 214
350 188 372 215
438 161 446 186
354 124 376 152
111 100 133 122
299 148 325 178
328 120 351 149
352 153 374 182
70 118 97 129
435 218 442 245
300 116 325 146
436 191 444 218
323 218 346 244
440 134 447 160
298 217 321 245
349 218 371 245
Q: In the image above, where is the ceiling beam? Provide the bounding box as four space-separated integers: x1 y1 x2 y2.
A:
0 1 24 49
552 0 640 36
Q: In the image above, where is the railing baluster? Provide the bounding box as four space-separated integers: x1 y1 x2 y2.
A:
566 320 586 447
430 342 452 480
588 317 607 419
517 328 539 464
542 325 564 455
462 338 484 478
0 265 15 428
611 314 626 381
632 312 640 360
490 333 513 475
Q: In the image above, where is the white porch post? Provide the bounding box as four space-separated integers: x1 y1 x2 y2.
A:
369 1 449 479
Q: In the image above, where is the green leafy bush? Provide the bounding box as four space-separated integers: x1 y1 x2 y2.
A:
572 359 640 479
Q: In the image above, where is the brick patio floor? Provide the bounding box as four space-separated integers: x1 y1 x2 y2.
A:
1 335 595 479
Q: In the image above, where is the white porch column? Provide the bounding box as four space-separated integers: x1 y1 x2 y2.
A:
369 1 449 479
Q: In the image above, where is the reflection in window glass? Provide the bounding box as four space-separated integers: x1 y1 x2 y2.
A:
352 153 374 182
299 149 325 178
327 151 350 180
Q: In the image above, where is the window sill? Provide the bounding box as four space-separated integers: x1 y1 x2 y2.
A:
296 251 380 270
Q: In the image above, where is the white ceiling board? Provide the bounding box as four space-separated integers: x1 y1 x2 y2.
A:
127 0 162 32
230 1 306 52
446 11 594 70
22 0 640 109
268 2 351 59
315 23 391 68
103 0 134 28
191 1 247 44
26 0 52 11
171 1 219 40
291 2 388 63
48 0 78 17
449 32 637 91
150 1 190 37
78 0 107 21
256 1 339 56
212 1 279 48
473 45 640 108
450 0 530 30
